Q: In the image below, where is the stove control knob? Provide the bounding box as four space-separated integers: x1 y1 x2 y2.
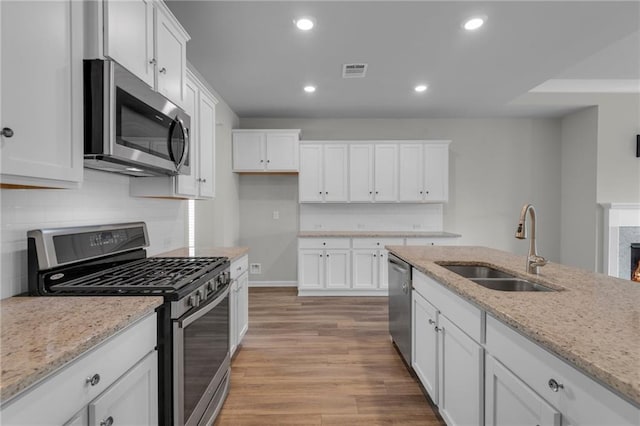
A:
207 281 215 293
198 289 206 300
188 294 199 308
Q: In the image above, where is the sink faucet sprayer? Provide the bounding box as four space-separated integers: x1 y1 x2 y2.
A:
515 204 547 274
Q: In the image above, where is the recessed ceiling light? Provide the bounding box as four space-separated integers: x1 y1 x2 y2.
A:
295 17 315 31
463 16 485 31
304 85 316 93
414 84 428 93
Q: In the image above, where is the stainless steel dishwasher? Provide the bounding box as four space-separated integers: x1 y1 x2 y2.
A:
388 253 412 366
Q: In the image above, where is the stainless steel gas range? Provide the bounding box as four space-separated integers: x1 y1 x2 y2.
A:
27 222 230 426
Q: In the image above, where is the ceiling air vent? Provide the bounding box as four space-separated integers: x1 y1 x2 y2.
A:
342 63 368 78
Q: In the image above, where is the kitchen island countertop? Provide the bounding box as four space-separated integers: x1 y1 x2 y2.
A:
0 296 162 403
386 245 640 406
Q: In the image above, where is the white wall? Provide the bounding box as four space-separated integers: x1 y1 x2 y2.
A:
187 66 241 248
1 170 187 299
239 117 562 282
560 107 598 270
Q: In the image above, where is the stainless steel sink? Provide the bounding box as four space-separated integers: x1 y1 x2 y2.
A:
470 278 554 292
439 263 556 292
440 264 513 279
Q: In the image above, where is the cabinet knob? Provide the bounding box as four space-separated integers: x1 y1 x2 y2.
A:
201 178 207 183
426 190 429 194
1 127 14 138
159 67 167 74
369 191 372 194
237 266 242 271
267 160 270 163
86 373 101 386
149 58 157 65
434 326 443 332
420 191 423 194
319 191 322 195
428 319 435 325
326 253 330 257
100 416 114 426
375 191 379 194
323 242 326 245
325 192 328 195
260 159 264 163
548 378 564 392
373 253 377 257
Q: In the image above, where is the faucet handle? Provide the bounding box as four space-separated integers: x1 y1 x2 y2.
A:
529 255 547 267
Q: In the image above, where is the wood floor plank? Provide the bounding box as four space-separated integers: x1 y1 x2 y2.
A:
214 288 444 426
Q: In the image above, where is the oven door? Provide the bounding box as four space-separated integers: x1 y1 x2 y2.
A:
173 287 230 426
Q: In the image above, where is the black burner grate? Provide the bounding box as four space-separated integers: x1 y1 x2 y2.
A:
50 257 226 294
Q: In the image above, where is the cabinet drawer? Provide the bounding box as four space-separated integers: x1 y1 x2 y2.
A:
231 255 249 280
1 314 157 425
486 315 639 426
352 238 404 249
405 237 458 246
412 269 482 343
298 238 350 249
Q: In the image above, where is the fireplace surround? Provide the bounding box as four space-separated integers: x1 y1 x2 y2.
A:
602 204 640 280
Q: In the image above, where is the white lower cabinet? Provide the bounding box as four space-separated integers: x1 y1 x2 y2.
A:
437 315 483 426
412 269 483 426
88 352 158 426
485 355 561 426
1 314 157 426
298 249 350 290
230 255 249 357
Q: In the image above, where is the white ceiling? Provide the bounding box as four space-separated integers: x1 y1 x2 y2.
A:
166 1 640 118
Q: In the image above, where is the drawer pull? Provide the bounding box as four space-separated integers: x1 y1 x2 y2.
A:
100 416 114 426
86 373 101 386
548 378 564 392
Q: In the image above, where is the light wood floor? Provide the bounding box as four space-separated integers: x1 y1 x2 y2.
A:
215 287 445 425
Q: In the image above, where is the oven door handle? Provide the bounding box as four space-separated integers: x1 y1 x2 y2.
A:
178 286 229 329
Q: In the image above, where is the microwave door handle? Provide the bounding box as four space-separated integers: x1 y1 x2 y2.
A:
176 119 189 172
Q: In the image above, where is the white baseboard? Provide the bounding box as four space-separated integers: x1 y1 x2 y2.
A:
297 289 388 297
248 280 298 288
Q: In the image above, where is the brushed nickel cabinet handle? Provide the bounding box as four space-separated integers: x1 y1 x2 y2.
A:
1 127 14 138
100 416 114 426
86 373 101 386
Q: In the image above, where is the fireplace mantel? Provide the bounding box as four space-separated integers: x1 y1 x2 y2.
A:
601 203 640 278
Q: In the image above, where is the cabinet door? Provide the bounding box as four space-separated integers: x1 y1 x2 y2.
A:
1 0 83 186
438 315 483 426
377 250 390 289
63 408 88 426
323 144 349 202
103 0 154 87
398 144 424 202
299 145 324 202
176 73 199 197
325 250 350 289
265 132 299 171
89 351 158 426
412 292 439 404
485 355 561 426
237 271 249 342
349 144 374 202
233 132 265 171
197 91 216 198
155 6 187 106
373 144 398 202
298 250 324 289
229 280 238 356
424 144 448 202
352 250 378 289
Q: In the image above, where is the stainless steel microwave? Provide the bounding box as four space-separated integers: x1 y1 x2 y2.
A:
83 59 190 177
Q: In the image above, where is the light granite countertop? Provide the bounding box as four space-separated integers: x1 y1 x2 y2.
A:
0 296 162 403
298 231 461 238
386 245 640 406
157 246 249 261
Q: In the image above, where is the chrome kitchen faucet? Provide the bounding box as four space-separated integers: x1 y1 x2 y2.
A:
515 203 547 274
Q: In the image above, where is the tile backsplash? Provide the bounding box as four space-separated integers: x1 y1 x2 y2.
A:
1 170 186 299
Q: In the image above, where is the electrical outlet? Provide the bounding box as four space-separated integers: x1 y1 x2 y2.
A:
250 263 261 274
273 210 280 220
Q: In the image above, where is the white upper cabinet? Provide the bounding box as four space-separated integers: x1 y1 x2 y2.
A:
303 140 448 204
154 2 188 106
130 69 217 199
0 0 83 188
349 143 397 202
232 130 300 172
102 0 154 87
89 0 190 107
399 142 450 203
299 143 348 202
